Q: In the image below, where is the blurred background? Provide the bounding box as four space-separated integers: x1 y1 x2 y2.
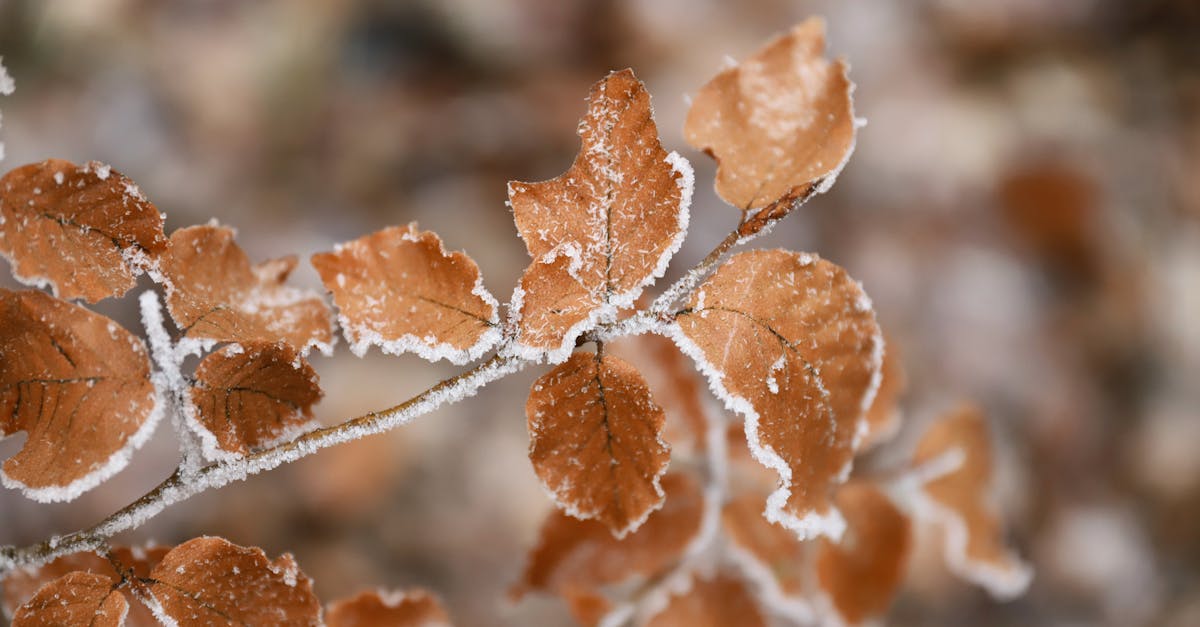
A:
0 0 1198 625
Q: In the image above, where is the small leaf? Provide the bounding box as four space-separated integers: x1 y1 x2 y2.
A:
526 350 670 536
644 574 766 627
684 18 856 213
0 289 160 502
311 223 500 364
722 494 810 602
326 589 452 627
562 588 610 627
11 572 127 627
0 159 167 302
514 473 704 597
145 537 321 626
188 341 323 459
669 250 882 540
913 405 1032 598
815 481 912 625
161 224 334 354
609 333 711 453
1 551 115 617
859 335 906 450
509 69 692 361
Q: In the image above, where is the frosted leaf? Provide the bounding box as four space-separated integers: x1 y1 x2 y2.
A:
508 69 692 362
608 333 711 454
312 223 500 365
145 537 320 626
814 481 912 626
1 551 113 617
0 289 160 502
188 342 323 459
526 351 670 537
667 250 883 540
161 224 334 355
721 493 813 621
0 159 167 302
858 334 906 450
643 574 766 627
912 405 1033 599
326 589 453 627
513 473 704 598
684 18 856 214
11 572 127 627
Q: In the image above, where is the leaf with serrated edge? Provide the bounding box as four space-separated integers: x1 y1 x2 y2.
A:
684 18 856 212
326 589 453 627
526 351 670 537
161 224 334 354
11 572 127 627
312 223 500 365
508 69 692 362
513 473 704 597
188 341 322 460
644 574 767 627
0 289 161 502
912 405 1032 599
667 250 882 540
144 537 321 626
815 481 912 626
0 159 167 302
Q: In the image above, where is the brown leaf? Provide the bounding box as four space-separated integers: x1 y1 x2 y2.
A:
815 481 912 625
644 574 766 627
311 223 500 364
912 405 1032 598
562 588 610 627
0 159 166 302
0 289 159 501
189 341 322 458
326 589 452 627
684 18 856 212
526 350 670 536
722 493 810 601
161 224 333 353
859 335 907 450
669 250 882 539
145 537 321 626
514 473 704 597
609 333 712 453
11 572 127 627
509 69 692 361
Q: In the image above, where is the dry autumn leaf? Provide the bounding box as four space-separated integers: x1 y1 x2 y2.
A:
509 69 692 362
0 289 159 502
11 572 127 627
815 481 912 626
311 223 500 365
644 574 766 627
144 537 321 626
609 333 712 453
0 159 167 303
188 341 323 459
668 249 882 540
912 405 1032 599
723 493 811 613
161 224 334 354
514 473 704 597
326 589 452 627
859 335 907 450
684 18 855 215
526 350 670 536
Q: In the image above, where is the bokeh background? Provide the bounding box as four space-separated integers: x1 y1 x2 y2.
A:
1 0 1198 625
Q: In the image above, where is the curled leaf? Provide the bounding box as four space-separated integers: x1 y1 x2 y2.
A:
644 574 766 627
684 18 855 215
161 224 334 354
668 250 882 540
0 289 160 502
0 159 166 302
312 224 500 364
526 350 670 537
11 572 126 627
326 589 452 627
912 405 1032 598
509 69 692 361
188 341 323 459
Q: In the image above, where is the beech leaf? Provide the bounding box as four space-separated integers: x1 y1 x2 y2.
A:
0 159 167 302
161 224 334 354
509 69 692 362
668 249 882 540
722 494 810 604
644 574 766 627
526 351 670 537
859 335 906 450
815 481 912 625
11 572 127 627
326 589 453 627
311 223 500 365
912 405 1032 599
0 289 160 502
144 537 321 626
188 341 323 459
